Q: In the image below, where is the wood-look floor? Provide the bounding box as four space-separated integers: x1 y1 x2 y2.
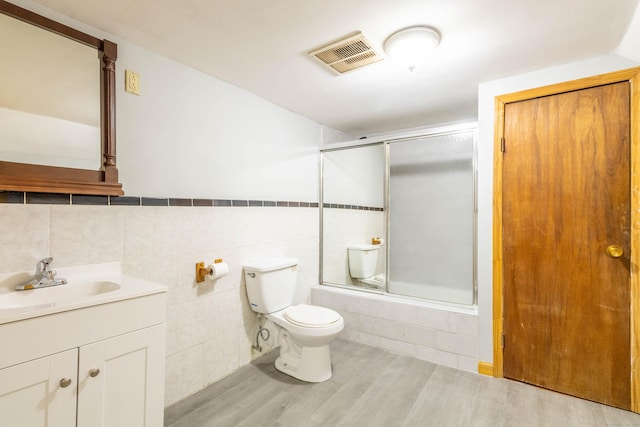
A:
164 339 640 427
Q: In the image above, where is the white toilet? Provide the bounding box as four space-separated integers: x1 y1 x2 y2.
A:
244 257 344 382
348 244 384 288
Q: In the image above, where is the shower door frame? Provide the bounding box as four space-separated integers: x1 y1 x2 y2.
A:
319 122 478 307
319 140 387 295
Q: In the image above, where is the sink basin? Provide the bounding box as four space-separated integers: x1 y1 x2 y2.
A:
0 262 167 324
0 281 121 310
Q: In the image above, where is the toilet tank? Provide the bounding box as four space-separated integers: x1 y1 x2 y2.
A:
347 245 380 279
244 257 298 314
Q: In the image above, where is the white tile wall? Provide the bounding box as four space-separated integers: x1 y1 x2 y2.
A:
0 204 50 272
312 285 478 372
51 205 125 266
0 203 318 406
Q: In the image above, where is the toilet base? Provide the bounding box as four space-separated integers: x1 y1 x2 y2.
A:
275 330 333 382
356 274 386 290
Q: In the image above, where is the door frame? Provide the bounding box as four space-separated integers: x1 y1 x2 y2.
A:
492 67 640 411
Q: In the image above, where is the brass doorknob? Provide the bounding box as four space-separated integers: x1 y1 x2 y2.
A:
59 378 72 388
606 245 624 258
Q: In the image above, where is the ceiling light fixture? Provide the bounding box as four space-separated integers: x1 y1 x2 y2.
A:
384 26 440 71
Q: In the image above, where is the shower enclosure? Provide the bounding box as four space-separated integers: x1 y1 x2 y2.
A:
320 124 477 306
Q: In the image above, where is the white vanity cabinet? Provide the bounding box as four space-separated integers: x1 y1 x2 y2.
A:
0 348 78 427
0 282 167 427
77 324 165 427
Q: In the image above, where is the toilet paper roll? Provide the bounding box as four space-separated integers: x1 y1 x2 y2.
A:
206 262 229 280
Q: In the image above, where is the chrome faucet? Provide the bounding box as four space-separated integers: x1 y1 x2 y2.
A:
15 257 68 291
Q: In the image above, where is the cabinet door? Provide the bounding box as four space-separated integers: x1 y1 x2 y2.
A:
0 349 78 427
77 324 165 427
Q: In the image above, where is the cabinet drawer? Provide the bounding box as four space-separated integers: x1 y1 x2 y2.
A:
0 292 166 370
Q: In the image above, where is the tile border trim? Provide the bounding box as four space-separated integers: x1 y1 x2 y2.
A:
323 203 384 211
0 191 322 208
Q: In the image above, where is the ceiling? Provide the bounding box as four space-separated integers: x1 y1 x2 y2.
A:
31 0 640 136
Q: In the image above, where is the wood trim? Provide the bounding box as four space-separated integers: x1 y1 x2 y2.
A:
492 67 640 411
0 0 101 48
0 180 123 196
478 361 494 376
0 161 123 195
0 1 122 196
630 69 640 413
495 68 640 104
101 40 118 184
492 98 505 378
0 161 103 182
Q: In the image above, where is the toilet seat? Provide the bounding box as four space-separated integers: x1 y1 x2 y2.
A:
283 304 341 328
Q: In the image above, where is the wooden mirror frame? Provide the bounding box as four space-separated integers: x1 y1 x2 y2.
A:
0 0 123 195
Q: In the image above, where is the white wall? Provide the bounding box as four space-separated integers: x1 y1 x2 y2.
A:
617 1 640 62
323 144 385 207
117 42 320 199
476 53 639 364
321 125 354 145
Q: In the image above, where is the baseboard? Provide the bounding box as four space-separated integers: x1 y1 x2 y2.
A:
478 361 494 376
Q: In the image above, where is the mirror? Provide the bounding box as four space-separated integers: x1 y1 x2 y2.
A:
0 12 100 170
0 0 122 195
321 144 386 290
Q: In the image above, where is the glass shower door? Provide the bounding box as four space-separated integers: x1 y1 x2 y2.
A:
387 131 475 304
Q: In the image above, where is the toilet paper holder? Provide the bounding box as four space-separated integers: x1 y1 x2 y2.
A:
196 258 224 283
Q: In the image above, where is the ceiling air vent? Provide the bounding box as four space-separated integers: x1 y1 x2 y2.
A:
309 32 384 75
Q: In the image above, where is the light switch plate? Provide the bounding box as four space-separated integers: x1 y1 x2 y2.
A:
125 70 140 95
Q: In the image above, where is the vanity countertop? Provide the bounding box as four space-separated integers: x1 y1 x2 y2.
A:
0 262 167 325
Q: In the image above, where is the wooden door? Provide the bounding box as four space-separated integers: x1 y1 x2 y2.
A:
502 82 631 409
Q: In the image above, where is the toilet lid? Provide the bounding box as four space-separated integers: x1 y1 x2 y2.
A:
283 304 341 328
